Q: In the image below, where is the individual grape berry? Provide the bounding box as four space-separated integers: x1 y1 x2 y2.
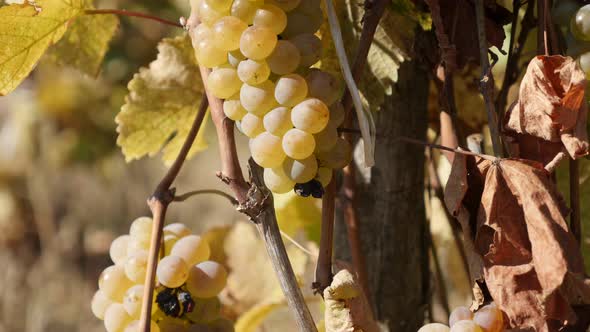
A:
266 40 301 75
317 137 352 169
572 5 590 41
109 234 130 266
306 69 341 106
264 166 296 193
294 179 324 198
99 265 134 302
91 290 114 320
124 320 160 332
450 320 483 332
123 285 157 318
127 237 149 256
449 306 473 327
194 38 228 68
223 97 248 121
240 81 277 115
275 74 308 107
186 261 228 298
239 26 278 60
290 33 322 67
296 0 321 15
129 216 152 245
204 0 232 12
104 303 133 332
230 0 263 24
190 24 212 44
315 167 333 187
473 304 503 332
184 297 222 324
164 223 191 238
211 16 248 51
263 106 293 136
164 234 179 256
328 102 345 128
253 4 288 35
291 98 329 134
267 0 301 12
282 9 323 37
283 156 318 183
418 323 451 332
282 128 315 159
227 49 246 67
198 0 229 26
170 234 211 266
207 67 242 99
237 59 271 85
157 256 190 288
314 124 339 152
250 131 287 168
240 113 265 138
579 52 590 79
124 251 148 283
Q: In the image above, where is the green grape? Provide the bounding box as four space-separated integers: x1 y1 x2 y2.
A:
328 102 345 128
473 304 503 332
306 69 341 106
129 216 152 245
282 9 323 38
291 98 329 134
124 320 160 332
267 0 300 12
316 167 333 187
91 290 114 320
264 166 296 193
124 251 148 283
314 124 338 152
194 37 228 68
170 234 211 266
127 237 149 256
207 67 242 99
253 4 288 35
228 49 246 67
223 97 248 121
239 26 278 60
240 113 265 138
267 40 301 75
250 131 287 167
190 23 212 45
164 234 179 256
579 52 590 79
418 323 451 332
99 265 134 302
275 74 308 107
263 106 293 136
199 0 229 26
204 0 232 12
237 59 271 85
212 16 248 51
449 320 482 332
109 234 130 266
163 223 191 238
449 306 473 327
123 285 157 318
282 156 318 183
572 5 590 41
104 303 133 332
184 297 221 323
230 0 263 24
156 255 190 288
240 81 277 115
317 137 352 169
186 261 228 298
282 128 315 159
289 33 322 67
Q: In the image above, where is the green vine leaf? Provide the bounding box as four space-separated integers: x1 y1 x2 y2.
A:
0 0 85 95
46 12 119 76
115 35 208 165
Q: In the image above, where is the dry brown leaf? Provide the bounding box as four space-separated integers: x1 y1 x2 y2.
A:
504 56 589 160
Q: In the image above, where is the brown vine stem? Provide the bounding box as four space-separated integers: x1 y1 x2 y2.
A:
314 180 336 294
140 95 209 332
398 136 497 161
199 66 317 332
173 189 238 205
84 9 183 28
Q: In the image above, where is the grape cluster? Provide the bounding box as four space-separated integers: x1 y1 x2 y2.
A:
418 304 504 332
91 217 230 332
573 5 590 78
190 0 352 198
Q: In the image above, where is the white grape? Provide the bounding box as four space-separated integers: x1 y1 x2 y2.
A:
418 323 451 332
198 0 229 26
240 113 265 138
194 37 228 68
239 26 278 60
91 290 114 320
573 5 590 41
186 261 228 298
316 167 333 187
157 255 190 288
263 106 293 136
99 265 134 302
579 52 590 79
227 49 246 67
170 234 211 266
124 251 148 283
230 0 263 24
282 9 323 37
282 156 318 183
204 0 232 12
237 59 271 85
267 40 301 75
264 167 295 193
123 285 156 318
449 306 473 327
450 320 482 332
127 237 149 256
190 24 212 45
290 33 322 67
306 69 341 106
207 67 242 99
240 81 277 115
124 320 160 332
129 216 152 245
104 303 133 332
253 4 287 35
317 137 352 169
164 234 179 256
223 98 247 121
291 98 329 133
282 128 315 159
250 131 286 168
473 304 503 332
110 235 130 266
211 16 248 51
275 74 308 107
163 223 191 238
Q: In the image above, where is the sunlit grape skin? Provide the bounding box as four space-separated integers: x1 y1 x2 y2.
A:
91 290 114 320
473 304 503 332
450 320 483 332
282 128 316 159
211 16 248 51
123 285 156 318
263 107 292 136
129 216 152 244
250 132 286 168
239 26 278 60
163 223 191 238
264 166 295 193
156 255 189 288
223 98 247 121
237 59 270 85
573 5 590 41
449 306 473 327
99 265 134 302
253 4 287 35
267 40 301 75
206 67 241 99
124 250 148 283
204 0 232 12
104 303 133 332
418 323 451 332
230 0 263 24
240 81 277 115
109 234 130 266
170 234 211 266
291 98 330 134
579 52 590 79
283 156 318 183
240 113 265 138
193 38 227 68
275 74 308 107
186 261 228 298
198 0 229 26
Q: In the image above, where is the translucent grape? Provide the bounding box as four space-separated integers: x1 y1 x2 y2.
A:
129 216 152 244
282 128 315 159
164 234 179 256
275 74 308 107
91 290 114 320
282 9 323 37
317 137 352 169
157 255 190 288
264 167 295 193
240 81 277 115
329 102 345 127
223 98 247 121
267 0 301 12
163 223 191 238
580 52 590 79
124 320 160 332
212 16 248 51
194 38 228 68
263 106 293 136
199 0 229 26
185 297 221 323
449 320 482 332
418 323 451 332
573 5 590 41
253 4 288 35
190 24 212 45
316 167 333 187
237 59 271 85
240 113 265 138
230 0 263 24
449 306 473 327
267 40 301 75
110 235 130 266
291 98 329 133
473 304 503 332
104 303 133 332
306 69 341 106
124 251 148 283
186 261 228 298
250 132 286 167
170 234 211 266
207 67 242 99
127 237 149 256
228 49 246 67
314 124 338 152
290 33 322 67
204 0 232 12
123 285 156 318
283 156 318 183
239 26 278 60
99 265 134 302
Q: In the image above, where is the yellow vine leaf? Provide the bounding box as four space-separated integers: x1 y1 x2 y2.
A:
0 0 85 95
46 12 119 76
274 191 321 244
115 35 208 165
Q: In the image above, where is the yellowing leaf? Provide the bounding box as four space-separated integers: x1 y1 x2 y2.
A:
273 191 321 244
46 12 119 76
0 0 84 95
235 302 283 332
115 35 208 165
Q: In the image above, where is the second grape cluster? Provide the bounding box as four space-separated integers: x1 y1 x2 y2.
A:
190 0 352 198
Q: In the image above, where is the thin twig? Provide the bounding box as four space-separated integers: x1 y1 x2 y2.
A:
314 180 336 294
84 9 183 28
139 96 208 332
570 159 582 245
173 189 238 205
398 136 497 161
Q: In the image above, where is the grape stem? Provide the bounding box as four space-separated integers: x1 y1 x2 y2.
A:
173 189 238 205
313 180 336 295
84 9 183 28
139 95 209 332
